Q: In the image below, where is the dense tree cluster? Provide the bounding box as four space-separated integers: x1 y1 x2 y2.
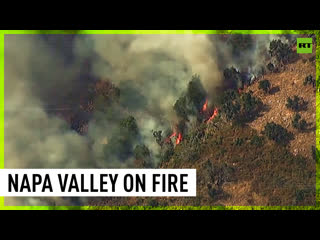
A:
269 39 297 65
174 75 207 121
220 89 262 123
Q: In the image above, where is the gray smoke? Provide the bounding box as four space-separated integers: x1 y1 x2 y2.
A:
4 34 293 206
73 34 223 168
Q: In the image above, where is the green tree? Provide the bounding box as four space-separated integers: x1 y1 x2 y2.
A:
173 95 188 120
119 116 139 137
186 74 207 112
221 100 241 121
269 39 297 65
220 90 261 123
239 91 262 121
241 91 261 113
173 74 207 121
223 67 243 89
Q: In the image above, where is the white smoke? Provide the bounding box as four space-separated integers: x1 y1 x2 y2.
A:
5 33 289 206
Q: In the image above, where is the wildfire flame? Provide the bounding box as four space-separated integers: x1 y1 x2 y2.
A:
165 131 183 145
206 107 219 123
165 98 218 146
202 99 208 112
176 133 182 145
169 132 177 138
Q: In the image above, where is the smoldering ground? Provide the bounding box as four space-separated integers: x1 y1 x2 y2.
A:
4 34 295 206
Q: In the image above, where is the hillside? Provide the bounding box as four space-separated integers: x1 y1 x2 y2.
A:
246 55 316 160
90 55 316 206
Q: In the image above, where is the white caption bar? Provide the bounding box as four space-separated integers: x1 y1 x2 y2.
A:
0 169 196 197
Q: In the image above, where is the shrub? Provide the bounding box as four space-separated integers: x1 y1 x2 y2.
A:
221 99 241 121
259 79 271 93
250 135 265 147
292 113 307 131
241 91 261 113
220 89 239 103
234 137 244 146
286 96 307 111
263 122 292 145
303 75 316 88
267 62 278 73
239 91 263 121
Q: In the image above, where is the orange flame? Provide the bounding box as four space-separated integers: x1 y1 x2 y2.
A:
169 132 177 138
207 108 219 123
202 99 208 112
165 132 176 143
176 133 182 145
165 132 182 145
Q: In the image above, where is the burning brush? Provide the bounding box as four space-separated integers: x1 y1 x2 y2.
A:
201 99 219 123
166 130 183 145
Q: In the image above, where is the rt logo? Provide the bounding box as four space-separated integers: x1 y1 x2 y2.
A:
297 38 312 53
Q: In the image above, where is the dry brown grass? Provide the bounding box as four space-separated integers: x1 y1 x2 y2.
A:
246 57 316 159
